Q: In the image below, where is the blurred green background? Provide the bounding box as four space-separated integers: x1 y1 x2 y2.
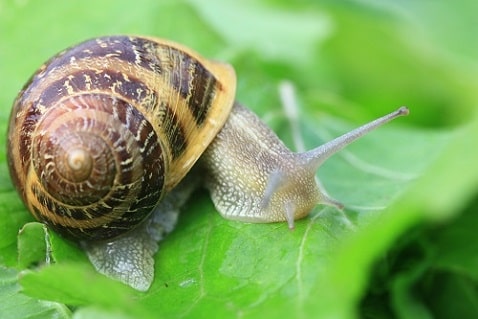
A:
0 0 477 318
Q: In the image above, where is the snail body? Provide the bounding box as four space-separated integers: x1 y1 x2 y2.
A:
7 36 408 290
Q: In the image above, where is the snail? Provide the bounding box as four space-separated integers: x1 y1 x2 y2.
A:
7 35 409 291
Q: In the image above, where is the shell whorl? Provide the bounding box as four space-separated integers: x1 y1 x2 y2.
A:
7 36 236 240
26 93 165 240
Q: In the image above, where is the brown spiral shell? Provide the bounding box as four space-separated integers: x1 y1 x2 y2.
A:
7 36 236 241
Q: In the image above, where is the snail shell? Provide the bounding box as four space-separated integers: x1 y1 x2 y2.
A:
7 36 236 240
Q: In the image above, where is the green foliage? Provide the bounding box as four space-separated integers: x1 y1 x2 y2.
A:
0 0 477 318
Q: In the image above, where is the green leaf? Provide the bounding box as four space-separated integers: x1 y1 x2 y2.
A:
17 223 50 269
421 272 478 319
72 307 136 319
1 1 477 319
0 191 31 266
17 222 89 269
0 267 71 319
187 0 332 62
432 204 478 281
19 264 138 308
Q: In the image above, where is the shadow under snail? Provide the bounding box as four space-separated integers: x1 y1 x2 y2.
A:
7 35 409 291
